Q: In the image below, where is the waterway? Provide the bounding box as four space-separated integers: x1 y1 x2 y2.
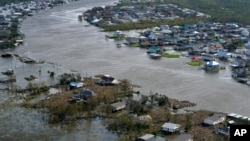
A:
18 0 250 116
0 0 250 140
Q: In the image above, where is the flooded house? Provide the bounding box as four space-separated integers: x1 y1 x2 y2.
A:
245 42 250 57
161 122 181 133
70 89 95 103
97 74 119 86
217 49 229 60
137 134 165 141
204 61 220 72
203 113 226 126
110 101 126 112
69 81 84 90
125 37 139 45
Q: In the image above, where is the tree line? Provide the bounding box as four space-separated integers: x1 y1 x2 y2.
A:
163 0 250 24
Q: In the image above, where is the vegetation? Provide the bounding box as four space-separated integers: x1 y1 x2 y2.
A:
108 113 151 135
130 43 140 47
129 100 152 115
0 18 21 49
162 53 180 58
101 18 209 31
186 61 203 66
1 69 14 76
26 82 50 95
58 73 82 85
163 0 250 24
99 0 250 31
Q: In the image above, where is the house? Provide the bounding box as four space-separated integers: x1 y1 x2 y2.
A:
204 61 220 72
111 101 126 112
217 50 229 60
138 134 154 141
97 74 119 86
171 134 193 141
230 59 247 68
126 37 139 45
137 134 165 141
71 89 94 102
203 113 226 126
147 46 161 54
191 56 202 62
161 122 181 133
69 81 84 90
217 126 230 136
245 42 250 56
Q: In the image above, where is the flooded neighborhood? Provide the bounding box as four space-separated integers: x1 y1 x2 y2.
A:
0 0 250 141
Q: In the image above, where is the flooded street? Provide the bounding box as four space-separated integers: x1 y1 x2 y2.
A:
0 0 250 140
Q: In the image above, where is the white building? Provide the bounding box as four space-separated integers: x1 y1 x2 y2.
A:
203 114 226 126
161 122 180 133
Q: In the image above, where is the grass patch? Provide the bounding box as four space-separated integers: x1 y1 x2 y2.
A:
130 43 140 47
162 53 180 58
186 61 203 66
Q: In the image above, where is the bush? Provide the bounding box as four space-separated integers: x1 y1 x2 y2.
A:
186 61 203 66
162 53 180 58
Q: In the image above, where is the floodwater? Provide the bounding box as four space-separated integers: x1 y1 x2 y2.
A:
0 0 250 140
17 0 250 116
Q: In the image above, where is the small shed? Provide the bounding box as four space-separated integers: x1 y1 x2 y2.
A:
111 102 126 112
203 113 226 126
161 122 180 133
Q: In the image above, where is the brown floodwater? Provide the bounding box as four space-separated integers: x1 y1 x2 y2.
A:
17 0 250 116
0 0 250 140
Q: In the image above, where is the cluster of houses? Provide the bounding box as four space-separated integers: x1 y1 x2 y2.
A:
83 3 209 26
137 112 250 141
109 21 250 84
69 74 119 102
83 2 250 84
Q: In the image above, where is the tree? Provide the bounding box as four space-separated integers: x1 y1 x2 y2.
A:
120 79 133 96
158 95 169 106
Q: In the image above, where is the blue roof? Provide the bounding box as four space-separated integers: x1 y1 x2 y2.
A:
149 46 159 50
70 82 78 87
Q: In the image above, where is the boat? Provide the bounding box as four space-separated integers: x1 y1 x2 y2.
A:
149 53 161 59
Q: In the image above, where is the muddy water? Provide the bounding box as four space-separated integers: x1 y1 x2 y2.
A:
16 0 250 116
0 0 250 140
0 0 120 141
